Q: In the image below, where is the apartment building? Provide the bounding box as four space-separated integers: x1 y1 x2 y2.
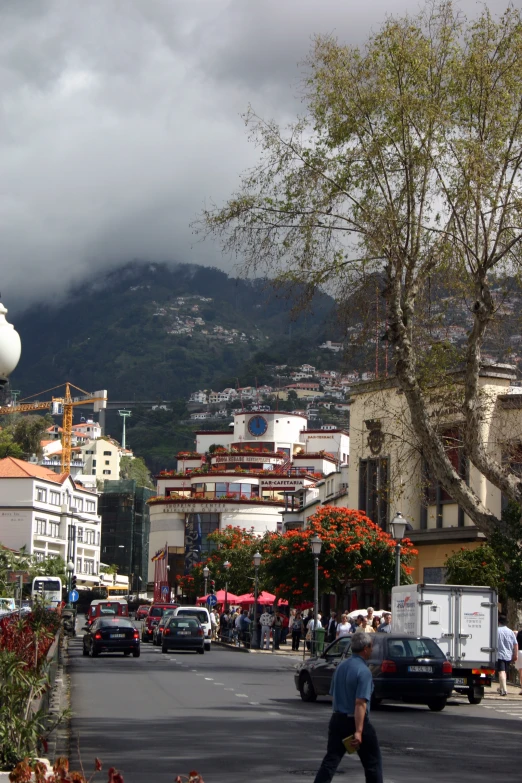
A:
0 457 101 588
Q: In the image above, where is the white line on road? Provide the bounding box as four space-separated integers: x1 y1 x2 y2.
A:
235 693 248 697
205 677 214 681
224 687 234 691
213 682 224 685
249 702 260 705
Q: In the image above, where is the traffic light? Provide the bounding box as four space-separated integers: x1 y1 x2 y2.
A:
71 575 77 591
209 580 215 595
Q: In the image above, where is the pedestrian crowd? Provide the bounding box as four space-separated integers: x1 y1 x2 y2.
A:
213 605 392 651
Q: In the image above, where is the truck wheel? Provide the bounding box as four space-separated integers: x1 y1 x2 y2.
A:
427 698 447 712
299 674 317 702
467 690 483 705
161 645 168 654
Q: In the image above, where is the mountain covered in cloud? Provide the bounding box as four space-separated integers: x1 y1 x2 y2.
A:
10 261 338 402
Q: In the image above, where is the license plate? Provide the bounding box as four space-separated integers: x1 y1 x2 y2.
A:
454 677 467 685
408 665 432 673
177 630 190 635
110 634 125 638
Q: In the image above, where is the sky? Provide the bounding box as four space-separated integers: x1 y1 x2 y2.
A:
0 0 517 311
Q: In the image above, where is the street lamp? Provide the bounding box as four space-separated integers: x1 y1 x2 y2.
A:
310 534 322 655
390 512 407 587
223 560 231 613
203 565 210 597
66 560 74 594
252 551 262 649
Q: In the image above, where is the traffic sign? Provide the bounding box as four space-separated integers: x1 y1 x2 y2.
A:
8 571 30 583
69 590 79 603
206 594 217 607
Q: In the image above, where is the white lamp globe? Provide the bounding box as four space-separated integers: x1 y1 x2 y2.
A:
0 302 21 380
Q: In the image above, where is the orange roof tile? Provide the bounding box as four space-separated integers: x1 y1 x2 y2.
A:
0 457 64 483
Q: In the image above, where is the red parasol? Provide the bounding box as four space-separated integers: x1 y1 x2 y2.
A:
196 589 239 605
236 591 288 606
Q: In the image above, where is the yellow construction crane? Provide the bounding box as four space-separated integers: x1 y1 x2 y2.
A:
0 382 107 474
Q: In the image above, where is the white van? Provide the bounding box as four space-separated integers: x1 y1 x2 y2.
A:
172 606 212 651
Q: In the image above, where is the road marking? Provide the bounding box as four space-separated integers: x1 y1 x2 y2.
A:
213 682 224 685
268 711 281 716
249 701 260 705
191 669 198 672
205 677 214 681
235 693 248 697
224 687 234 691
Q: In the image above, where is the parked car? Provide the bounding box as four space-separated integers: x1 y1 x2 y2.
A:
135 605 150 621
152 609 177 646
0 597 16 615
82 617 140 658
294 633 454 711
141 603 179 642
171 606 212 651
161 616 205 654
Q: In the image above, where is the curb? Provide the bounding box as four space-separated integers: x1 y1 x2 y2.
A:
213 640 250 653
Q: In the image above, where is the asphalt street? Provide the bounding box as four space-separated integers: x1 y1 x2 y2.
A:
68 626 520 783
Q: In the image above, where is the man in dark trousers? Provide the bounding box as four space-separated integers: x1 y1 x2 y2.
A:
326 611 338 643
313 632 382 783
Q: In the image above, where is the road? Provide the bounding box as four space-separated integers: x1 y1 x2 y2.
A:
68 628 520 783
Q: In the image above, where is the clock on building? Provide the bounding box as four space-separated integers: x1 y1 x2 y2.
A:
247 415 268 437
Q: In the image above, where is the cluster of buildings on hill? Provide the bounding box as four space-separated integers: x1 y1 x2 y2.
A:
151 294 260 344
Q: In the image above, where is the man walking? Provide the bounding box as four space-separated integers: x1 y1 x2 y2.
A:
313 632 383 783
497 614 518 696
273 611 283 650
326 612 338 643
259 609 273 650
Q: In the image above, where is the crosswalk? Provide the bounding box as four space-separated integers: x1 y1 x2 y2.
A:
481 700 522 720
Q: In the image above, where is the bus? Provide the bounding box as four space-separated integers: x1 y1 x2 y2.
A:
31 576 63 609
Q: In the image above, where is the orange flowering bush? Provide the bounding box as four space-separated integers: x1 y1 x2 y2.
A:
262 507 417 608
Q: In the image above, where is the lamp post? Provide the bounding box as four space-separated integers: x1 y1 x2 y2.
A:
310 534 322 656
390 512 407 587
66 560 74 596
252 551 262 649
203 565 210 598
223 560 231 613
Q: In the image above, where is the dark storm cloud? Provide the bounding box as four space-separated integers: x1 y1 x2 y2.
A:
0 0 513 310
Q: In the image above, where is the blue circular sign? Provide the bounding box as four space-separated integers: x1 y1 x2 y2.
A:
69 589 79 603
206 594 218 607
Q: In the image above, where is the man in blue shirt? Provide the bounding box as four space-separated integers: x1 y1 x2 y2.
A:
313 632 383 783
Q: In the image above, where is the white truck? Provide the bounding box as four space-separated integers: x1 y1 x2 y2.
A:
392 583 497 704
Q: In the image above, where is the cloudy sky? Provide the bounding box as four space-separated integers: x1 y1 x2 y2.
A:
0 0 515 310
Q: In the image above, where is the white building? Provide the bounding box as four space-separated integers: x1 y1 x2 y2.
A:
0 457 101 588
80 438 120 480
147 411 350 586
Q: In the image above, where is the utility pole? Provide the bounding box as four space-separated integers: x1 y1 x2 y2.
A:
118 409 132 449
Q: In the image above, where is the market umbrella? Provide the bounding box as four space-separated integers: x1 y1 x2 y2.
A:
237 591 288 606
196 589 239 605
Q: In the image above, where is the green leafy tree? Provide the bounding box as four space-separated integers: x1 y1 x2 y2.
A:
7 415 52 460
444 545 505 594
119 455 154 489
201 2 522 538
0 430 24 459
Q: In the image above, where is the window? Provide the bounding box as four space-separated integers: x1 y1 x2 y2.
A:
103 451 112 456
103 469 111 475
35 518 46 535
422 427 466 528
77 527 83 542
76 557 82 572
86 450 94 455
75 498 83 512
93 459 97 467
50 491 60 506
359 457 389 529
96 532 100 545
105 460 110 465
34 551 45 562
86 500 96 513
35 487 47 502
48 522 59 538
84 559 95 575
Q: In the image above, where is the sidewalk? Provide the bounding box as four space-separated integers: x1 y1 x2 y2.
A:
213 639 311 659
483 681 522 700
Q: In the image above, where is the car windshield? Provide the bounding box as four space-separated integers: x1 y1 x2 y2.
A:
96 618 134 628
169 618 198 628
387 638 445 658
325 637 352 658
177 610 208 623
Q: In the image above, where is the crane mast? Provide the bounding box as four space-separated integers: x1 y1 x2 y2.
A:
0 382 107 474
